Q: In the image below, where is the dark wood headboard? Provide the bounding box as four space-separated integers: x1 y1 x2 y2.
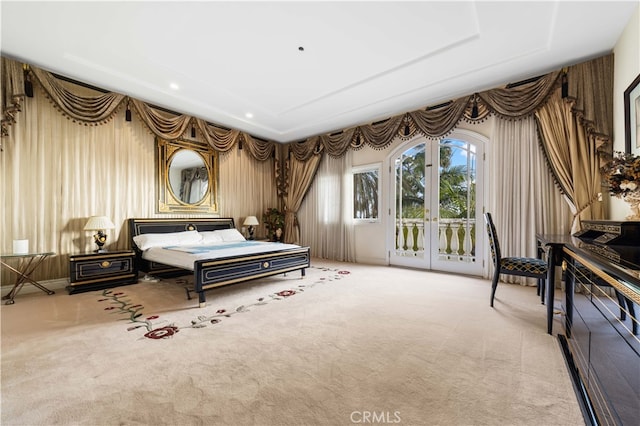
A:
128 218 235 242
128 218 236 275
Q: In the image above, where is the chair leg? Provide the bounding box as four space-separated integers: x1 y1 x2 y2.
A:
614 290 627 321
626 298 637 335
490 269 500 308
539 278 546 305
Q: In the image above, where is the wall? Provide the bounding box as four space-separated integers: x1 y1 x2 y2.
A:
611 4 640 219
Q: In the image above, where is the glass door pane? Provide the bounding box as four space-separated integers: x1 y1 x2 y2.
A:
391 143 429 268
430 139 480 275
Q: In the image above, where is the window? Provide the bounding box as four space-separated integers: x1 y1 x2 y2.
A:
353 164 380 221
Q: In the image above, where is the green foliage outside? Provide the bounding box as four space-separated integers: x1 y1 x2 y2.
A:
394 141 475 220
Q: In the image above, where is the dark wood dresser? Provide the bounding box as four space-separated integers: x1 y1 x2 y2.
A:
68 250 138 294
559 220 639 426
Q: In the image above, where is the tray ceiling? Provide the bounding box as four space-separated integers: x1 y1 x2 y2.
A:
1 1 637 142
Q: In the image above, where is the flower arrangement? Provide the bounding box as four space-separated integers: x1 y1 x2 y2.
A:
605 151 640 197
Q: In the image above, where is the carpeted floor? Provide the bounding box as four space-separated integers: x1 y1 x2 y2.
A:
1 259 584 425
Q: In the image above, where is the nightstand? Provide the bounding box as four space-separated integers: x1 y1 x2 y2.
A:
68 250 138 294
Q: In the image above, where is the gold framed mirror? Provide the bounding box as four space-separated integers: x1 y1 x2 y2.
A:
156 137 219 214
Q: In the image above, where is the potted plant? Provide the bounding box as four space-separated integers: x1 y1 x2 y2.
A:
262 208 285 242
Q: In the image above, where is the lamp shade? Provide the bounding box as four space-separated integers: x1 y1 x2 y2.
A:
84 216 115 231
243 216 259 226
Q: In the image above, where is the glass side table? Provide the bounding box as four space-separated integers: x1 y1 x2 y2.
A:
0 252 55 304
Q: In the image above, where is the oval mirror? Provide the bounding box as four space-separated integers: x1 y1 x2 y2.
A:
156 138 218 214
168 149 209 204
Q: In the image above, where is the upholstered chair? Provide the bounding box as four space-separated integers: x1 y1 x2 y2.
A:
484 212 548 307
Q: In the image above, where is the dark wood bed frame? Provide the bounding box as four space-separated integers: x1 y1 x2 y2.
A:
128 218 310 307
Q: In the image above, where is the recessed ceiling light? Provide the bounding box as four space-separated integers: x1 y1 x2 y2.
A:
245 112 254 119
169 83 179 90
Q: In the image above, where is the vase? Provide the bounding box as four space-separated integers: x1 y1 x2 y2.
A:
623 191 640 220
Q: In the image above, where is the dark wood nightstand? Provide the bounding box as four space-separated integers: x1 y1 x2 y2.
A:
68 250 138 294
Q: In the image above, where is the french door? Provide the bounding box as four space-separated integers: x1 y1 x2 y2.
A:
389 134 484 275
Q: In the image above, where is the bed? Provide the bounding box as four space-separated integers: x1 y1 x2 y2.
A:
128 218 310 307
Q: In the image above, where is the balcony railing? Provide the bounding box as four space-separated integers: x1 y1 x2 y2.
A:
395 218 476 262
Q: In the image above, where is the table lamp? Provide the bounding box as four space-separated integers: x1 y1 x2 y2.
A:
84 216 115 252
243 216 259 240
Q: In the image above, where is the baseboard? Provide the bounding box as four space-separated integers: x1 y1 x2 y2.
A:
354 256 387 265
1 278 69 296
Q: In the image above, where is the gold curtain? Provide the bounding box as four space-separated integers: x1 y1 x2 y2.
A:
217 149 279 239
536 90 605 232
283 154 322 245
533 54 613 232
1 88 157 282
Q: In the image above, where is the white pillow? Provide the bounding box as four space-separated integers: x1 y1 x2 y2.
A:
198 231 225 244
133 230 202 250
215 228 246 242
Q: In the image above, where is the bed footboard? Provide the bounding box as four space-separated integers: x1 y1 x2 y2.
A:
193 246 311 307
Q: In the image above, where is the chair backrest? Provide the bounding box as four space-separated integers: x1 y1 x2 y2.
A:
484 213 501 268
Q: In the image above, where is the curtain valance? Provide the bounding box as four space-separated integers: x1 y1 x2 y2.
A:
1 54 613 162
130 98 191 140
0 57 277 162
286 69 565 157
32 66 126 125
284 55 612 160
566 54 614 141
1 58 26 138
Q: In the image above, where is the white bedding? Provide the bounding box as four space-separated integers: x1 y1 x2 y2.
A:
142 240 302 271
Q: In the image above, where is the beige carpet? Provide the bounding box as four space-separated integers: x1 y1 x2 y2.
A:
1 259 583 426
